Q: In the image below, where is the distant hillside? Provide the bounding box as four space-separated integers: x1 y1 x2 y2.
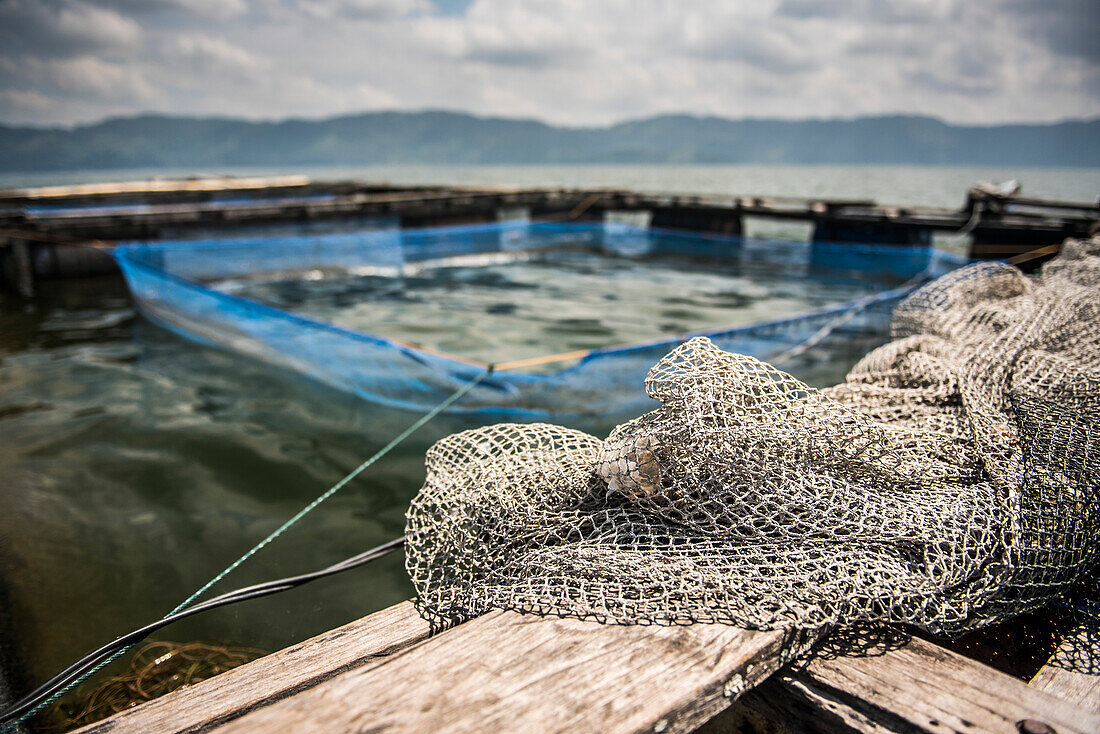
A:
1 111 1098 171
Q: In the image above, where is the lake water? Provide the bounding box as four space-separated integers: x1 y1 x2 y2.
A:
1 164 1097 714
217 248 883 367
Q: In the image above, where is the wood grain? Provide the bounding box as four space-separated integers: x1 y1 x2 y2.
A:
75 601 430 734
744 634 1100 733
209 610 804 734
82 601 1100 734
1030 625 1100 713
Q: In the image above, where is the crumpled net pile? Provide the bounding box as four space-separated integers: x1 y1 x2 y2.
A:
406 237 1100 637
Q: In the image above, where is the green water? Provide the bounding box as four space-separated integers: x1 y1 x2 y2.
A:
0 272 661 697
0 262 873 698
0 277 478 687
1 163 1096 704
218 250 880 367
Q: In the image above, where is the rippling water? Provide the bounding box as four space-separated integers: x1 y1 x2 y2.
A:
0 277 490 686
218 249 882 367
1 164 1097 706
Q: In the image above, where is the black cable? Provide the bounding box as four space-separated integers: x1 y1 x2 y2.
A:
0 536 405 725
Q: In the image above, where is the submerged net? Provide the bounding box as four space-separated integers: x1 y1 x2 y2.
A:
116 222 927 416
406 237 1100 637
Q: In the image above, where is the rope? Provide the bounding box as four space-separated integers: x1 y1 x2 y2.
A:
1008 243 1062 266
955 200 984 237
768 270 930 366
7 369 490 730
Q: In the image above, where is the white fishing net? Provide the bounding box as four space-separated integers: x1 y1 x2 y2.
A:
406 237 1100 637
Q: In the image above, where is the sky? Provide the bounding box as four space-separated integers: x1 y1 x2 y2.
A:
0 0 1098 128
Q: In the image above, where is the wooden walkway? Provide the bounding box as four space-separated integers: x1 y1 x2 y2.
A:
2 177 1096 253
76 602 1100 734
2 177 1098 296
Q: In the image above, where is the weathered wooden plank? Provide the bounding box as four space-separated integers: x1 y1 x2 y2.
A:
76 601 430 734
1030 625 1100 713
79 598 1100 734
726 634 1100 734
208 610 804 734
712 677 894 734
13 177 313 199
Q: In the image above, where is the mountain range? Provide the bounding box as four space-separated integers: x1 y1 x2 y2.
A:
2 111 1098 171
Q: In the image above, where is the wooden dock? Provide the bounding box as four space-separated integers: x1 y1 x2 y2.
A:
74 601 1100 734
4 176 1095 730
1 176 1097 296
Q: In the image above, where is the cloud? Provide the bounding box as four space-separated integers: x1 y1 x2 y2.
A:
287 0 430 21
681 22 813 74
0 88 57 116
1005 0 1100 63
85 0 250 22
166 36 267 74
0 0 140 58
0 55 153 103
778 0 953 23
775 0 854 20
0 0 1096 127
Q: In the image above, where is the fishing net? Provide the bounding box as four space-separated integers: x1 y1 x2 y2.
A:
406 236 1100 637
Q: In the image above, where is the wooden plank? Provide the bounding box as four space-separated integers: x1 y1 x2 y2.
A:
77 600 1100 734
1030 625 1100 713
14 177 313 199
715 677 894 734
727 634 1100 734
75 601 430 734
208 611 805 734
9 239 34 297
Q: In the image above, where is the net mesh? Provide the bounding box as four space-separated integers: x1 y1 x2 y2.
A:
406 236 1100 637
115 222 937 416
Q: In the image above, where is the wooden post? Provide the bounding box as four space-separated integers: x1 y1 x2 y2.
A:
8 237 35 297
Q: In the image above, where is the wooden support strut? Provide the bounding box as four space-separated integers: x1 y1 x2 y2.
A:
7 238 35 297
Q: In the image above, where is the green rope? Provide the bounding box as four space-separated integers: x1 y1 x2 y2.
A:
11 370 490 729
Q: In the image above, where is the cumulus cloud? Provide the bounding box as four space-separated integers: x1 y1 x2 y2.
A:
0 0 140 58
0 0 1095 127
6 56 154 101
167 36 268 74
1005 0 1100 63
294 0 432 21
85 0 250 22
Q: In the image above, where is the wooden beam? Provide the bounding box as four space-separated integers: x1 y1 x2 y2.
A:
13 177 313 200
79 599 1100 734
75 601 431 734
206 610 803 734
725 633 1100 734
1030 625 1100 713
8 238 35 297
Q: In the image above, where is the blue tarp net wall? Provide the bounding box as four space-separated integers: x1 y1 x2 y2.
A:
115 222 959 416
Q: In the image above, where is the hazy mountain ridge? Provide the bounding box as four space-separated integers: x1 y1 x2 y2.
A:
2 111 1097 171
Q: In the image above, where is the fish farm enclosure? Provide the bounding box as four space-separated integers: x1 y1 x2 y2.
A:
115 222 934 415
2 177 1099 734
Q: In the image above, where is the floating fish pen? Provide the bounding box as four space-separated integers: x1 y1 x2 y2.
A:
113 221 959 416
5 183 1098 734
4 177 1094 299
75 234 1100 734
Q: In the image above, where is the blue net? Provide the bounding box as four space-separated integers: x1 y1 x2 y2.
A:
114 222 962 416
